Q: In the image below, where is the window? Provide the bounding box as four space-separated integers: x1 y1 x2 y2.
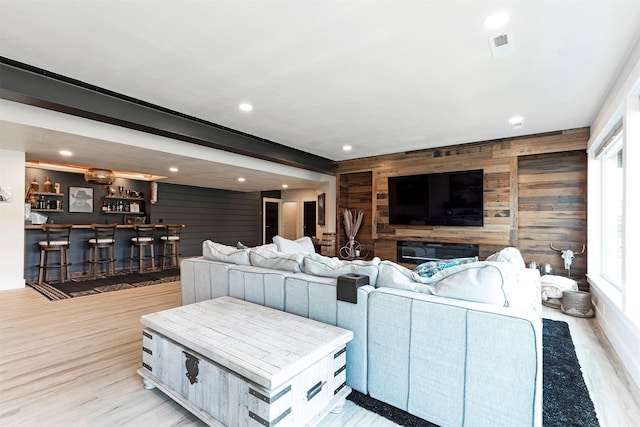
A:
600 131 623 289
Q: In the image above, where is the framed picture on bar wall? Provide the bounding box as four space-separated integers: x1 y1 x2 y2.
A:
318 193 326 225
69 186 94 213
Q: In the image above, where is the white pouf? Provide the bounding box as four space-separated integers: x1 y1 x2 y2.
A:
540 274 578 309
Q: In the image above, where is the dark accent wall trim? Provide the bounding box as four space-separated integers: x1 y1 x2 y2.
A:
0 57 334 174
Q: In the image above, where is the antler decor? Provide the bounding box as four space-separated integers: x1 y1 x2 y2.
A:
550 242 586 277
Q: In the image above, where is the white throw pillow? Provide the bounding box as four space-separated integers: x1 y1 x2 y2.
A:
302 252 380 286
428 262 508 307
273 235 316 254
202 240 250 265
377 260 433 292
484 247 526 269
250 245 304 272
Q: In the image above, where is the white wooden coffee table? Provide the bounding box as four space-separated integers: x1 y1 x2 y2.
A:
137 296 353 426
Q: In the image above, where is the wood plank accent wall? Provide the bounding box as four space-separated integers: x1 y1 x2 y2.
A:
335 128 588 276
518 150 588 279
338 171 373 253
149 183 262 257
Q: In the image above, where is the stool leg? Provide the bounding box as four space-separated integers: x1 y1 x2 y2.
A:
150 244 155 271
174 242 179 268
109 246 116 276
59 248 65 283
38 249 45 284
90 246 95 278
45 251 51 283
65 247 70 282
139 245 144 272
130 245 135 273
162 242 166 269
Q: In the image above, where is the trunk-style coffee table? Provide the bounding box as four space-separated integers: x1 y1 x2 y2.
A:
137 296 353 426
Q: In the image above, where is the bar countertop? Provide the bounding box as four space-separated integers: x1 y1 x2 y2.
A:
25 224 168 230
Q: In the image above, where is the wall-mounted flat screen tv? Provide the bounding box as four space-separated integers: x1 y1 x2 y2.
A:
388 169 484 226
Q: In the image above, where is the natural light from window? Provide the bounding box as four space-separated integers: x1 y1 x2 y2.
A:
600 132 623 289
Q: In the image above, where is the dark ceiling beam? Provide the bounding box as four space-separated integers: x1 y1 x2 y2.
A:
0 57 335 174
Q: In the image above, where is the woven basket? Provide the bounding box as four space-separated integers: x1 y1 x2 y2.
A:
561 291 595 318
542 297 562 310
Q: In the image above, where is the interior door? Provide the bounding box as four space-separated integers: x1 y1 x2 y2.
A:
264 200 280 244
303 201 316 238
282 202 298 240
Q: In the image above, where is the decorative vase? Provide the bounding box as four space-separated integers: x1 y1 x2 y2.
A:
43 176 54 193
30 177 39 192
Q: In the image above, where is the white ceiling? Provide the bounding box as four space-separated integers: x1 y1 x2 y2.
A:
1 0 640 191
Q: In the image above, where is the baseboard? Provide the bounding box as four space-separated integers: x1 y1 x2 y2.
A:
590 283 640 390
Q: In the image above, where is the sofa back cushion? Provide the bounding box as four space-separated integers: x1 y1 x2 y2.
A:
249 245 305 272
302 252 380 286
202 240 250 265
273 235 316 254
428 262 508 307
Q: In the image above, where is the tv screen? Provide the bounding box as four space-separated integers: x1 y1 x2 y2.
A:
388 169 484 226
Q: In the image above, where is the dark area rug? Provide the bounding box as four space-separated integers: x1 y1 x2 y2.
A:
27 268 180 300
347 318 599 427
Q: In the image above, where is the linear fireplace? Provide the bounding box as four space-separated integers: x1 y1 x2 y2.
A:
397 241 479 264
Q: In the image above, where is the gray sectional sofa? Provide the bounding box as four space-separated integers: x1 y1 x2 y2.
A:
180 238 542 427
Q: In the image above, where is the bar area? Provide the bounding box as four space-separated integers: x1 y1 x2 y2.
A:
23 166 180 283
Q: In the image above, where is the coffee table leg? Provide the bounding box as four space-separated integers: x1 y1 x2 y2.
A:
143 378 157 390
330 397 346 414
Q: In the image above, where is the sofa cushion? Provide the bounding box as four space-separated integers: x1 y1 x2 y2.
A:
273 235 316 254
484 247 526 269
413 256 479 278
202 240 250 265
428 262 508 307
302 252 380 286
250 245 305 272
377 260 435 293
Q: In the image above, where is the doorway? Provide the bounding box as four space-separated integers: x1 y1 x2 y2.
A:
303 201 316 238
263 198 280 244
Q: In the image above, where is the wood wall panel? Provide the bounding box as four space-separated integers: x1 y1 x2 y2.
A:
337 172 373 254
517 150 588 279
150 183 261 257
335 128 589 275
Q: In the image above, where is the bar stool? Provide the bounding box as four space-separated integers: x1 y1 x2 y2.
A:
38 224 72 284
160 224 184 269
130 224 156 273
88 223 118 278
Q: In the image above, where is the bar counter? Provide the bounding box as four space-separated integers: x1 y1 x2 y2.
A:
25 223 172 281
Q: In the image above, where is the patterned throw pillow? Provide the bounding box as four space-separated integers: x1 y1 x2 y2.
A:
413 256 478 278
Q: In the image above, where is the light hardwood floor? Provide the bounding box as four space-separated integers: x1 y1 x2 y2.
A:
1 282 638 426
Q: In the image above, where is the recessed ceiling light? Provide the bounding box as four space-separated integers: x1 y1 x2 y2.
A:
483 11 510 30
282 184 288 188
238 177 245 182
169 167 178 172
59 150 72 156
343 145 352 151
239 103 253 112
509 116 524 129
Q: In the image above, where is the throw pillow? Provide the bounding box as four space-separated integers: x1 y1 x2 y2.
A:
273 235 316 254
250 245 304 272
484 247 526 269
377 260 432 292
202 240 250 265
428 262 509 307
302 252 380 286
413 256 478 278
